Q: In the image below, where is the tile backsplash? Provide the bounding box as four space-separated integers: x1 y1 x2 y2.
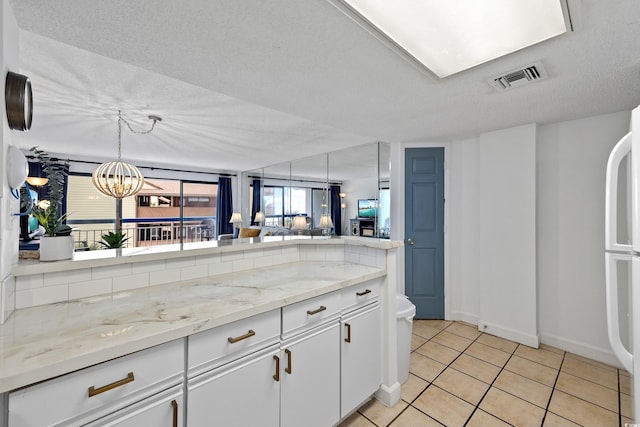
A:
6 241 390 321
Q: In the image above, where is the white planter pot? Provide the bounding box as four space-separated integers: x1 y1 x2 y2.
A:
39 235 74 261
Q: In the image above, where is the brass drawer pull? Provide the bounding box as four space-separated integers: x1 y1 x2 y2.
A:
356 289 372 296
88 372 135 397
273 355 280 382
171 399 178 427
285 349 292 374
345 323 352 343
306 306 327 316
228 329 256 343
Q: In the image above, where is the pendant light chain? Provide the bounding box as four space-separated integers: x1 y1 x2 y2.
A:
92 110 162 199
117 110 123 160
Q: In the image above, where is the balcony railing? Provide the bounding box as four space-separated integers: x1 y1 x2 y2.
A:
67 214 310 251
68 217 217 250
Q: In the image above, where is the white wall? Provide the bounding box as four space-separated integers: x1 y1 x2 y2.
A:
477 124 538 346
406 112 630 364
0 0 20 323
447 126 538 346
537 111 630 364
448 138 480 324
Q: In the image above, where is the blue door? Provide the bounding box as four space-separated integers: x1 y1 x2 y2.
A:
405 148 445 319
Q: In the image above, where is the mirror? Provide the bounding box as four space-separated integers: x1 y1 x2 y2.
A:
378 142 391 238
290 153 329 231
328 143 379 236
243 141 390 239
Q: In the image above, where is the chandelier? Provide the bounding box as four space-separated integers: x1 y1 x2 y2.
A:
92 110 161 198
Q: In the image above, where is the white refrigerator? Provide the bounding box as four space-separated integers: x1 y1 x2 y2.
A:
605 104 640 422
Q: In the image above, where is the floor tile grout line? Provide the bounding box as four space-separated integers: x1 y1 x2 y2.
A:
463 341 521 427
416 323 517 426
396 322 624 427
390 322 478 426
376 322 452 427
618 368 622 427
539 347 566 426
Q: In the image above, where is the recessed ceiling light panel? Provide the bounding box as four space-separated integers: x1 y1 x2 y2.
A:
336 0 567 78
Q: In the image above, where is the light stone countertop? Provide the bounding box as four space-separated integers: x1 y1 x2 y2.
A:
0 260 386 393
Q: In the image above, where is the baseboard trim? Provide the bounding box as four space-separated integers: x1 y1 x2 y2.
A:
540 332 623 369
375 382 401 407
450 310 479 326
478 319 540 348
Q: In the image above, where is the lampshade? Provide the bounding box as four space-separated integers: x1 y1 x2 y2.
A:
339 192 347 198
92 161 144 199
291 215 308 230
319 214 334 229
229 212 243 226
93 110 160 199
26 176 48 187
254 211 265 223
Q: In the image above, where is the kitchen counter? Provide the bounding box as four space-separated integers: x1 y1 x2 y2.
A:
0 260 385 393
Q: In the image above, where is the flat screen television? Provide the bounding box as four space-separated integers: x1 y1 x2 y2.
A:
358 199 378 218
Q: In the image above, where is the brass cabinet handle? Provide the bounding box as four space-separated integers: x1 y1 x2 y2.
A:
171 399 178 427
306 306 327 316
356 289 372 296
88 372 135 397
345 323 352 343
227 329 256 343
285 349 292 374
273 355 280 381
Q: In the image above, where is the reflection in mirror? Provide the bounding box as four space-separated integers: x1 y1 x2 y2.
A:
329 143 379 237
378 142 391 238
250 161 290 230
245 141 389 240
290 153 329 233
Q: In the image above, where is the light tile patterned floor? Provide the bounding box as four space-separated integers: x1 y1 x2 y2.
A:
339 320 631 427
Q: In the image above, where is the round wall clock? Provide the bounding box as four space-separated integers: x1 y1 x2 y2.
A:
5 71 33 131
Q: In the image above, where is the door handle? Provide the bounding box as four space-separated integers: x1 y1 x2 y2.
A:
406 238 415 245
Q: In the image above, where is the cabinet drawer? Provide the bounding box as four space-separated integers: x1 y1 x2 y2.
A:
188 309 280 376
341 278 381 313
8 339 184 427
282 291 341 338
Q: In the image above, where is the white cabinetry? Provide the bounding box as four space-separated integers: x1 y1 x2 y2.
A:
340 280 382 418
8 340 184 427
280 322 340 427
186 309 281 427
84 385 183 427
188 345 280 427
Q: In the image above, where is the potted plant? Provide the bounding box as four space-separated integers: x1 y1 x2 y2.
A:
98 231 129 249
29 147 74 261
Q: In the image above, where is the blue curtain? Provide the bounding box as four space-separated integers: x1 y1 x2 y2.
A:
251 179 261 224
330 185 341 236
216 177 234 236
60 166 69 222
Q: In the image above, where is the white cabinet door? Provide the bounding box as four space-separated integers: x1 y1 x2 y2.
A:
280 322 340 427
85 386 183 427
341 304 381 418
188 345 280 427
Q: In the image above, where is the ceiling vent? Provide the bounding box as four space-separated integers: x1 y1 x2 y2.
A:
489 62 548 91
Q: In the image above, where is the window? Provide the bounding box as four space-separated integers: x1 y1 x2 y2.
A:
66 175 218 249
251 184 328 228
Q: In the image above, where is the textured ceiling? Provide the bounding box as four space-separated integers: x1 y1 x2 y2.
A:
7 0 640 178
